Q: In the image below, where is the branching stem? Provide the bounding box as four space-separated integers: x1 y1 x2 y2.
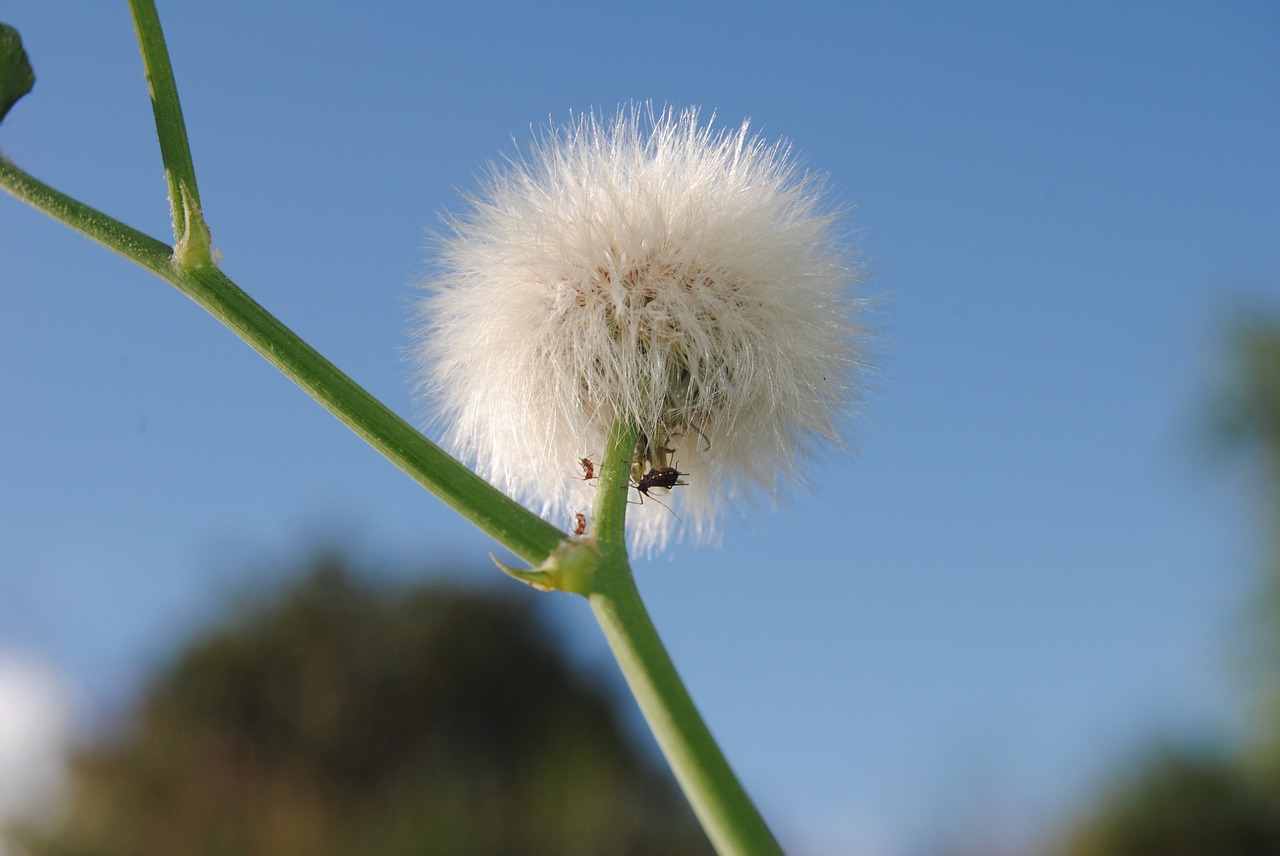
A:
0 9 784 853
0 154 564 565
128 0 210 266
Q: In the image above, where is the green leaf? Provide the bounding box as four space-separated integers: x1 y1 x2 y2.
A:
0 23 35 124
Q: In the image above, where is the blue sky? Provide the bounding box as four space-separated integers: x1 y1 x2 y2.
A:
2 2 1278 853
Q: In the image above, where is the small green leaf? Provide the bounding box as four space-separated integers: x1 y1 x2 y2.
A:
0 23 36 124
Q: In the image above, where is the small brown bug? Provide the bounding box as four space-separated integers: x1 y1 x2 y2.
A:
579 457 596 481
632 465 688 504
573 512 588 536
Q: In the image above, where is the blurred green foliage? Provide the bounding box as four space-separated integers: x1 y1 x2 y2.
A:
1061 748 1280 856
1057 314 1280 855
16 558 711 856
1221 318 1280 768
1217 318 1280 494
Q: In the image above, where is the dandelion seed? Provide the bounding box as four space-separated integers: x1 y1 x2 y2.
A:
414 104 868 553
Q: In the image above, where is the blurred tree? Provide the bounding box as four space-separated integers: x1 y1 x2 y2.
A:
14 557 711 856
1217 317 1280 767
1217 317 1280 499
1060 748 1280 856
1056 313 1280 855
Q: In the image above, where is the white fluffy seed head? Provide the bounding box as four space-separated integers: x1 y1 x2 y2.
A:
414 105 868 554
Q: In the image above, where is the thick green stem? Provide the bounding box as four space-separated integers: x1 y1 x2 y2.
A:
586 419 782 856
591 418 635 557
0 154 564 564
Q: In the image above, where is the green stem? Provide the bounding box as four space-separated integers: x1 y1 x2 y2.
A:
0 154 565 565
586 419 782 856
128 0 208 261
591 419 635 557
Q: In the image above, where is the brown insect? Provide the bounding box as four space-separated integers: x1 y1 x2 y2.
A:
579 457 596 481
573 512 588 536
632 465 688 505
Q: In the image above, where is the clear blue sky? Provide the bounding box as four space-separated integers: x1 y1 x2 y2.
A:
2 2 1278 852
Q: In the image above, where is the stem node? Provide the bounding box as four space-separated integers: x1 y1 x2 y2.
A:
491 539 598 595
171 179 213 270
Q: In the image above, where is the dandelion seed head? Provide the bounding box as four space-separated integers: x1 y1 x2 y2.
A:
415 104 868 553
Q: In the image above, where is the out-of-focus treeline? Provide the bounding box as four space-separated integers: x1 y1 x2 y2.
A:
10 559 712 856
1055 315 1280 856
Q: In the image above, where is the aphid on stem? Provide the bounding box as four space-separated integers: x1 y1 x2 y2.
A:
635 466 688 498
627 464 689 517
579 457 596 481
573 512 588 536
631 431 676 484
